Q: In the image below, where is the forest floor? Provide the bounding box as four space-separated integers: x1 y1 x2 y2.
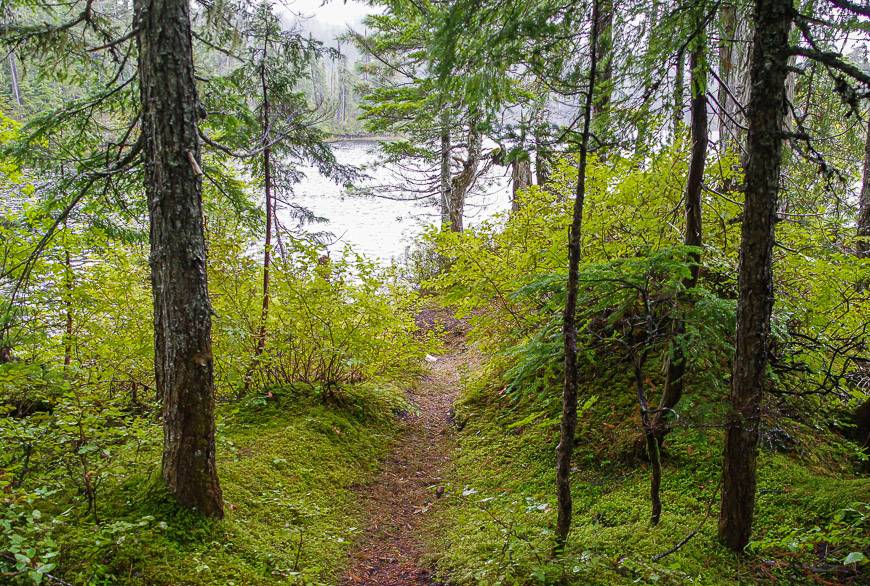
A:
340 309 468 586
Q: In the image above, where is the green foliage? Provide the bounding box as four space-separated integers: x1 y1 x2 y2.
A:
428 371 870 585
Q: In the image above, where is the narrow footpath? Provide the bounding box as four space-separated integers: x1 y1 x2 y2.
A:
341 310 467 585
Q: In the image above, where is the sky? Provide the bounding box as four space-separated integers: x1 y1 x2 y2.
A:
283 0 375 27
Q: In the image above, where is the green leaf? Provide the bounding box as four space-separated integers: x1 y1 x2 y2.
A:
843 552 867 565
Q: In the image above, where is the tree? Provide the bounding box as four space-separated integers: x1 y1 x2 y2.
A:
652 21 708 448
718 0 792 551
135 0 223 518
555 0 600 550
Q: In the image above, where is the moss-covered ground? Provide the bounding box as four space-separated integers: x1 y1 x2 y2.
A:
47 383 407 585
426 368 870 585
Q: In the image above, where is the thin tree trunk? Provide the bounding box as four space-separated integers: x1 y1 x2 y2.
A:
653 35 708 444
592 0 613 138
857 117 870 260
135 0 223 518
7 51 21 107
256 41 273 358
440 112 452 228
718 3 736 152
64 246 74 369
555 0 599 550
673 48 686 137
244 37 274 394
718 0 791 552
634 358 662 525
4 8 21 107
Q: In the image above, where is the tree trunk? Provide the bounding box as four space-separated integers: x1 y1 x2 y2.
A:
718 0 791 552
510 155 532 210
440 112 452 228
244 38 274 394
850 117 870 445
7 51 21 107
448 122 482 233
653 36 708 445
533 103 550 186
673 48 685 137
718 3 736 152
64 246 74 369
858 117 870 260
592 0 613 140
135 0 223 519
555 0 599 550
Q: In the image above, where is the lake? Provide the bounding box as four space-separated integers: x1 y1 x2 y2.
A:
286 140 511 264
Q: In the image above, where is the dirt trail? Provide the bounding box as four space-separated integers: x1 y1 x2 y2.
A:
341 311 466 586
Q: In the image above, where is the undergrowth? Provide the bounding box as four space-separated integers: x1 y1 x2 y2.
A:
20 383 408 585
427 364 870 585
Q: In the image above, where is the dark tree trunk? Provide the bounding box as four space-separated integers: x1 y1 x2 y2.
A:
555 0 599 550
634 358 662 525
653 36 708 445
244 41 275 394
718 0 791 552
135 0 223 518
851 118 870 444
858 117 870 260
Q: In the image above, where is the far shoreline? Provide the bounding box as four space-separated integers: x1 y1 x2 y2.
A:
327 133 402 143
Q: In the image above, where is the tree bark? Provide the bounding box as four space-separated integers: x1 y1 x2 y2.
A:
653 36 708 445
718 0 791 552
135 0 223 518
555 0 599 550
510 155 532 210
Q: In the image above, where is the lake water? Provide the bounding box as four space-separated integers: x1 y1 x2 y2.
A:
286 140 511 264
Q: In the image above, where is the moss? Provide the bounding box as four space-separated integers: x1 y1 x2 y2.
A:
428 373 870 585
47 383 406 585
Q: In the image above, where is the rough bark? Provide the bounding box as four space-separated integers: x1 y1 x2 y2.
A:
851 117 870 444
718 0 791 552
653 37 708 445
135 0 223 518
555 0 599 550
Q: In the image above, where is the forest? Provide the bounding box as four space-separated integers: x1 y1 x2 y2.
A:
0 0 869 584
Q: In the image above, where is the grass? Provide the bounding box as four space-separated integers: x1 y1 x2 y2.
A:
45 383 408 585
426 366 870 585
